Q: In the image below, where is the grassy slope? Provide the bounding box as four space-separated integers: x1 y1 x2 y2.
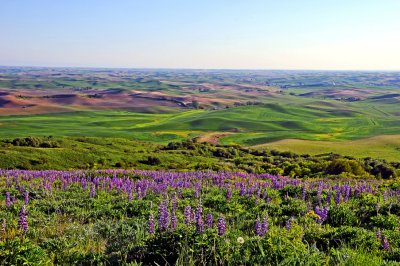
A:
0 137 236 170
256 135 400 162
1 95 400 160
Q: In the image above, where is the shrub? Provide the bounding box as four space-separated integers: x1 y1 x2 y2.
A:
326 159 367 176
142 156 161 165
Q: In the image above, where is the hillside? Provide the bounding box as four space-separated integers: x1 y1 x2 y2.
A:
1 67 400 161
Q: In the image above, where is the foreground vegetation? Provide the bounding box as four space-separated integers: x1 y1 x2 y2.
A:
2 169 400 265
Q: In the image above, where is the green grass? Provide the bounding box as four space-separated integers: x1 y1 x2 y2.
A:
2 96 400 160
0 137 236 170
0 110 197 143
256 135 400 162
0 101 369 140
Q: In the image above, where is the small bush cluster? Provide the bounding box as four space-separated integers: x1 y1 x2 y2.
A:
9 137 60 148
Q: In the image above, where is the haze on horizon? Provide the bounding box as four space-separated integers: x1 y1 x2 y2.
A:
1 0 400 71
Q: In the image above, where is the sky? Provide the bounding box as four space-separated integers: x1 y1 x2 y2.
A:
1 0 400 70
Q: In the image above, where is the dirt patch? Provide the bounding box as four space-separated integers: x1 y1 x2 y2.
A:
196 132 234 145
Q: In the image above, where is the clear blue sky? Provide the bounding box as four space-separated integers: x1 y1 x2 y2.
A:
1 0 399 70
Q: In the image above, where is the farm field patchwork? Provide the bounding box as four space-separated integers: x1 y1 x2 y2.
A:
2 69 400 144
1 98 400 160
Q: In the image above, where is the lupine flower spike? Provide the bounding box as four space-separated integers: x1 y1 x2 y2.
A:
18 205 28 234
217 216 226 236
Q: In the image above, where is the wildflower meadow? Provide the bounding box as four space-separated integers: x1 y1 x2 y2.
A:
1 169 400 265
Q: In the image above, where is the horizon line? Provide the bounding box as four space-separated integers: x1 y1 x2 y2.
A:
1 64 400 72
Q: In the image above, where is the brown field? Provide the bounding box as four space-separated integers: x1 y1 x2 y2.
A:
0 88 190 115
0 79 278 115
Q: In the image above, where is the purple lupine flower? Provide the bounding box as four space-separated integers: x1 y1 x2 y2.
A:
301 185 306 200
317 185 322 205
321 208 329 223
128 190 133 202
81 178 87 190
196 215 204 233
5 192 11 207
256 187 261 199
334 189 340 205
255 218 262 236
217 216 226 236
171 211 177 231
184 206 192 225
195 204 204 233
265 197 271 204
345 185 351 201
285 218 292 231
194 183 201 198
261 216 269 236
18 205 28 234
240 185 246 197
157 200 169 231
206 213 213 228
62 180 68 191
191 209 196 223
17 185 25 194
171 193 177 212
315 206 329 224
24 191 29 205
148 213 155 235
382 237 390 251
90 184 96 198
376 229 382 240
226 187 232 201
262 191 268 200
326 190 332 205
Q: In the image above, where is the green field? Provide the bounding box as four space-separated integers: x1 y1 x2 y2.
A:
1 96 400 160
257 135 400 162
0 100 397 142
